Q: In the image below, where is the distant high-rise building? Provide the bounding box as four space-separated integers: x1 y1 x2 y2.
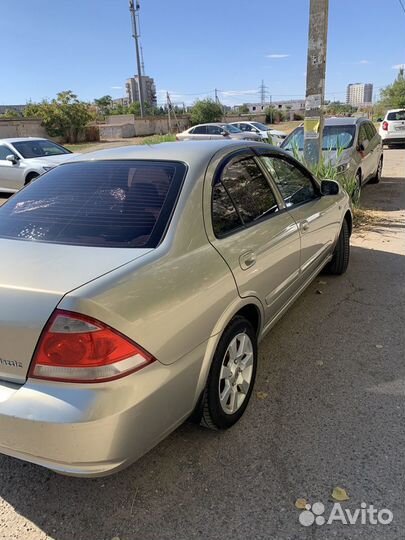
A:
126 76 157 107
346 83 373 107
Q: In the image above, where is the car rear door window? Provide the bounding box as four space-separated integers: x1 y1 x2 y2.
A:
219 157 279 225
0 160 186 248
207 126 222 135
260 156 318 207
212 182 243 236
192 126 207 134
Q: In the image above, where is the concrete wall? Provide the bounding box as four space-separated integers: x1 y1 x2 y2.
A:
99 123 136 139
225 114 267 124
102 115 190 138
0 119 48 138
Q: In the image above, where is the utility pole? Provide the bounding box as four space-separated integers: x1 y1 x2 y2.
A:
129 0 145 118
215 89 224 119
269 94 273 124
303 0 329 166
260 80 266 105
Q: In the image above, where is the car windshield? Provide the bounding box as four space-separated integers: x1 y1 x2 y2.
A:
221 124 241 133
387 110 405 121
11 140 71 159
251 122 269 131
0 160 186 248
282 125 356 151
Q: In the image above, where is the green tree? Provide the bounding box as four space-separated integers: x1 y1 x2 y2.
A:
238 104 249 114
1 109 21 118
24 91 94 143
325 101 357 116
265 107 284 123
380 67 405 109
94 95 113 116
190 99 223 125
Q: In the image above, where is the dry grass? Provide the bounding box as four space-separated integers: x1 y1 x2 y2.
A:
267 120 302 134
353 207 386 230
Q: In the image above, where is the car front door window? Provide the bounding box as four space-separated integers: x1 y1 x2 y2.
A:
259 156 318 207
0 145 13 160
220 157 280 225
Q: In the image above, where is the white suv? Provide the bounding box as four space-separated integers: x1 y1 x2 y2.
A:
379 109 405 147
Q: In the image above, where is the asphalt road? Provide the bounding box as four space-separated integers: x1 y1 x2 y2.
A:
0 149 404 540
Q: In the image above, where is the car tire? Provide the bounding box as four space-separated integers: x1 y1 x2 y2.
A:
325 219 350 276
201 316 257 430
25 172 40 185
369 157 383 184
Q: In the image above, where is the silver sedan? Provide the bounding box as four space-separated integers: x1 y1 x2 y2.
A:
0 140 352 476
176 123 262 141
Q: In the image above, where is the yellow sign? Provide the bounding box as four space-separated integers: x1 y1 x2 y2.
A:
304 117 320 139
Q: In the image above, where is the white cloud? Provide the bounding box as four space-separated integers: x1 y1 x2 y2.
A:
111 86 122 90
358 59 370 64
266 53 290 59
392 63 405 69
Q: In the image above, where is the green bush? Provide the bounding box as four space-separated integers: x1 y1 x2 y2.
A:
291 144 359 206
190 99 223 125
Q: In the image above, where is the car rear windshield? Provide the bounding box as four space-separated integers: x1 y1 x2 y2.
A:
12 140 71 158
387 111 405 121
0 160 186 248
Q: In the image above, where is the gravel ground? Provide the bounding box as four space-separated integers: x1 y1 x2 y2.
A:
0 148 404 540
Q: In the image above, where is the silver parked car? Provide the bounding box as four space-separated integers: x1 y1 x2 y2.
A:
281 117 383 196
176 123 261 141
0 140 352 477
230 121 287 145
0 137 76 193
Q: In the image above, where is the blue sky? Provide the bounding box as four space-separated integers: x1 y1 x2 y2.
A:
1 0 404 106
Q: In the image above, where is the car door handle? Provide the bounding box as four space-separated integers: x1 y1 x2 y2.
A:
239 251 256 270
301 220 309 231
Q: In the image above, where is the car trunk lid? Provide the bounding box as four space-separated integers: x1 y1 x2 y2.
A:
0 239 151 383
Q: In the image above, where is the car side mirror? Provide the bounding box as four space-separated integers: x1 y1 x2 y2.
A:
357 141 367 152
220 131 228 137
6 154 19 164
321 179 339 196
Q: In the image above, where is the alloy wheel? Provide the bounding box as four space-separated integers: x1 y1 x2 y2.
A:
218 332 254 415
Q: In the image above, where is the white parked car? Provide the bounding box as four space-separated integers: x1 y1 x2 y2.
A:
176 123 261 142
0 137 76 193
378 109 405 147
229 121 287 145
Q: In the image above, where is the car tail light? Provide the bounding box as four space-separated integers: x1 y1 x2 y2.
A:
29 310 155 383
382 121 388 131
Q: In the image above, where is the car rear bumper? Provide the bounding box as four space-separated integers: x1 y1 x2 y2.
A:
0 344 205 477
380 134 405 144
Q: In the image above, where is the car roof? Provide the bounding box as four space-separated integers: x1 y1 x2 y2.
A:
386 108 405 113
68 140 270 166
0 137 48 144
324 117 367 126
